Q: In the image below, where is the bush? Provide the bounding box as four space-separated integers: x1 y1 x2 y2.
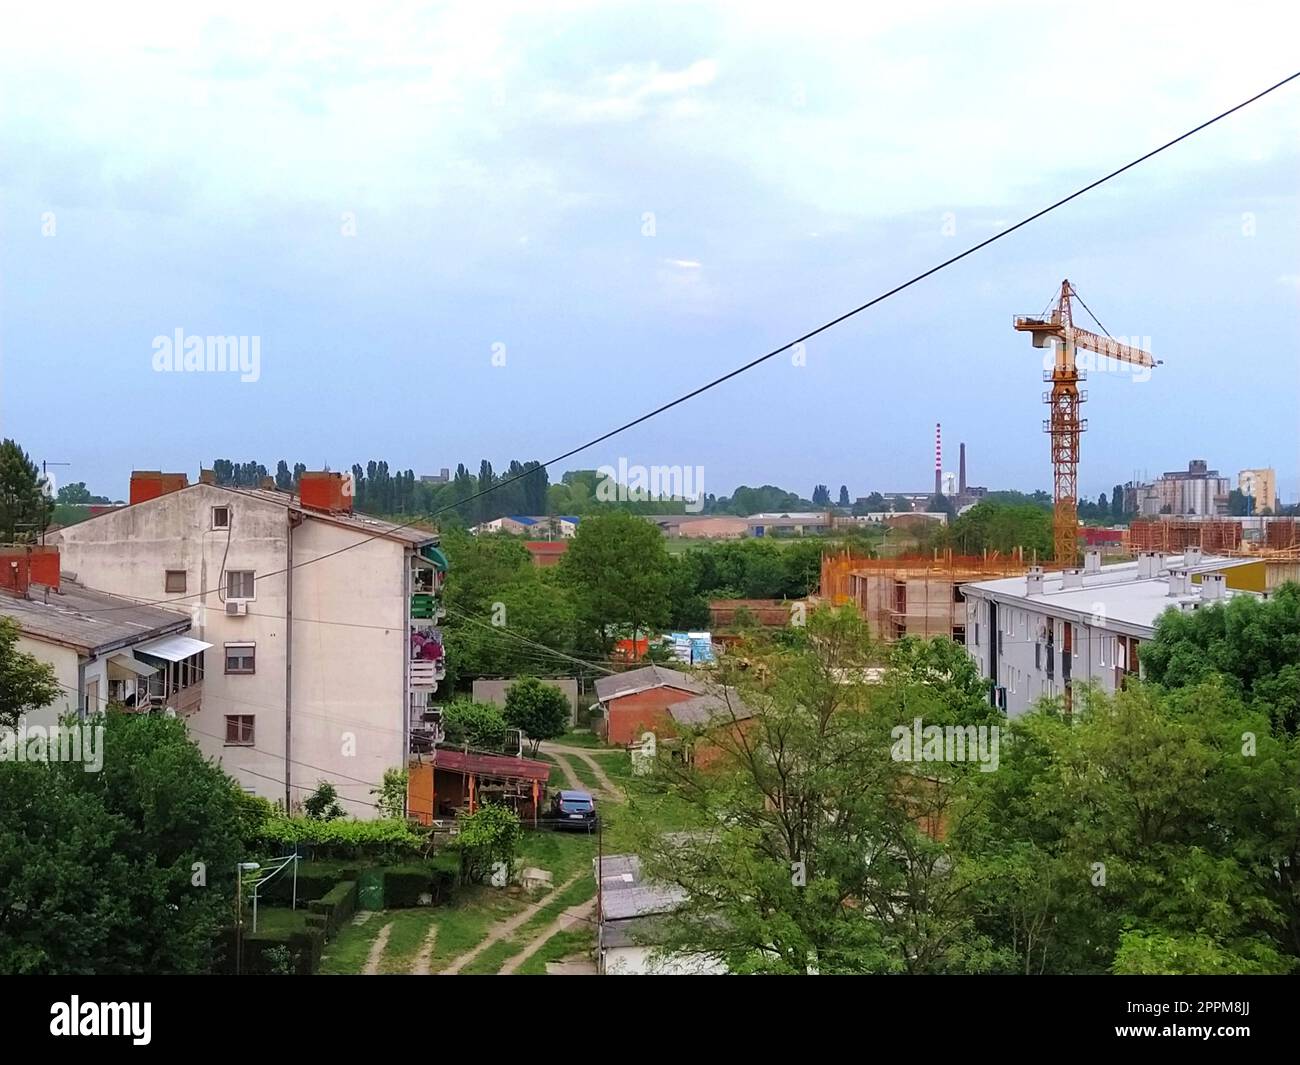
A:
453 803 522 884
383 863 457 907
256 817 425 860
308 881 357 938
442 700 508 749
303 781 345 821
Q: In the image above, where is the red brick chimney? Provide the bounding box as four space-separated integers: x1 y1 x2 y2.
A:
299 471 353 513
130 471 189 505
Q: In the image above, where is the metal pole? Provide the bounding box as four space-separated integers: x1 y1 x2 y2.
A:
235 864 243 976
292 852 299 912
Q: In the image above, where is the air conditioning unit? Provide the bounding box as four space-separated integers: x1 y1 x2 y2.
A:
225 600 248 616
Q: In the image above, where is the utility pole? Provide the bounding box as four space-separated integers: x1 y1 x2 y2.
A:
39 460 70 545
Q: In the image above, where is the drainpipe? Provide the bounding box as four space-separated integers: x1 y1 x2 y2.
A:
285 512 303 810
77 658 88 721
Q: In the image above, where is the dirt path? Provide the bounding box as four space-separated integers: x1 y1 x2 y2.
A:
439 872 583 975
545 749 584 792
362 920 394 975
411 924 439 975
498 896 596 975
541 743 624 802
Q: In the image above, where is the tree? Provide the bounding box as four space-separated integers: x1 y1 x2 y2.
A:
303 780 345 821
943 501 1051 558
640 608 994 974
0 618 60 729
1227 488 1255 517
441 700 508 750
559 511 670 652
811 484 831 506
503 677 570 755
854 492 887 515
837 485 850 508
371 768 408 819
0 439 52 543
0 710 245 974
928 493 956 520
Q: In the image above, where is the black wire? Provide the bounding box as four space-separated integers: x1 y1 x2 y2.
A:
60 66 1300 619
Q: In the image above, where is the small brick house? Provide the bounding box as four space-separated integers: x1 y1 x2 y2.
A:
595 665 704 745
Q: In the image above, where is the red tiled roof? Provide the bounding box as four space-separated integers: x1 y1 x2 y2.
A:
434 748 551 782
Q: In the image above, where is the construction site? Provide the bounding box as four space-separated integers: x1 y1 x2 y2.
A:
820 548 1032 643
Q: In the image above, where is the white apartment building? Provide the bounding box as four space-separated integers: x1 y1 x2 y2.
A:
54 473 447 816
961 548 1257 717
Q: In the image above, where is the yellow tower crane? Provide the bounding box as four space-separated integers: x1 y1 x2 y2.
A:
1014 280 1161 565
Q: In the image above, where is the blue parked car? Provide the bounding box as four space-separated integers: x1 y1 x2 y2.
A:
550 789 598 832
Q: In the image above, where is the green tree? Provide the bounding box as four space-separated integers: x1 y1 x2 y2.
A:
0 439 52 543
854 492 887 515
0 710 245 974
503 677 570 755
559 511 670 651
641 608 992 974
0 618 60 729
303 781 345 821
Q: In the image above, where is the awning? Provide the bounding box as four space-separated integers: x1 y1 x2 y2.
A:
420 544 449 573
134 634 213 662
109 654 158 678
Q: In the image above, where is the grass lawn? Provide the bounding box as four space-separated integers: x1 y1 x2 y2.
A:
248 905 310 935
516 927 595 974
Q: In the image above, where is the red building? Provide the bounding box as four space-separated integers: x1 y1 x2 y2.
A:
594 664 704 745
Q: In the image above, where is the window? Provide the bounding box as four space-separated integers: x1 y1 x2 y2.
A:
212 506 230 530
165 569 187 593
226 570 255 600
225 643 256 674
225 715 255 745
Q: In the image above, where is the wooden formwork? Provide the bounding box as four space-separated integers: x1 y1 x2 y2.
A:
1126 519 1242 554
820 549 1031 642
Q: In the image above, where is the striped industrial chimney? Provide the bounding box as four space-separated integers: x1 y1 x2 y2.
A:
934 423 942 497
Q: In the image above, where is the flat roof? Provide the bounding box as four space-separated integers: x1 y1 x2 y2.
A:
962 553 1255 636
0 582 191 655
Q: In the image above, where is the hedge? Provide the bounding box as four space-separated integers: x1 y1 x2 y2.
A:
257 862 360 905
383 864 457 908
307 880 358 938
256 817 425 859
217 927 325 975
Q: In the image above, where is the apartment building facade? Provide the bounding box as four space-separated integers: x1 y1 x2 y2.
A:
961 548 1254 717
54 472 447 816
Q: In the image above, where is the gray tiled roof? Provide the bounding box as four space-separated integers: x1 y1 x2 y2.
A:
594 664 704 702
666 687 753 727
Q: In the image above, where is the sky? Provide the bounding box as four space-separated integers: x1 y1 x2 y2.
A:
1 0 1297 506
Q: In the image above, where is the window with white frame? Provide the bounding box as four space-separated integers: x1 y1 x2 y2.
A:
225 570 255 600
224 643 256 674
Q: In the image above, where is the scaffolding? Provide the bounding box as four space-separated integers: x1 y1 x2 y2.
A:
820 548 1032 642
1125 519 1242 554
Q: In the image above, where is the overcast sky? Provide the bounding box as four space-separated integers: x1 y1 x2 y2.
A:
2 1 1297 504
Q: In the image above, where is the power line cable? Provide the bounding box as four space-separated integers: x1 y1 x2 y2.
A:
62 67 1300 617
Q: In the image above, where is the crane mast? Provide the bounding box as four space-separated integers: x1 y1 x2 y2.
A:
1014 280 1160 566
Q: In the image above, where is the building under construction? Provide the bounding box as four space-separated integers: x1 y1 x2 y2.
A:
820 549 1032 643
1126 518 1242 554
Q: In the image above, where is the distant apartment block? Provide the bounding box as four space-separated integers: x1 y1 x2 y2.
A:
54 471 448 816
1238 468 1278 513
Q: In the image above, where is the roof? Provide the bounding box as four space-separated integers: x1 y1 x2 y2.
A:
594 664 705 702
667 688 754 727
433 747 551 782
214 485 438 547
596 853 688 920
506 515 539 526
961 553 1253 637
0 582 191 655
